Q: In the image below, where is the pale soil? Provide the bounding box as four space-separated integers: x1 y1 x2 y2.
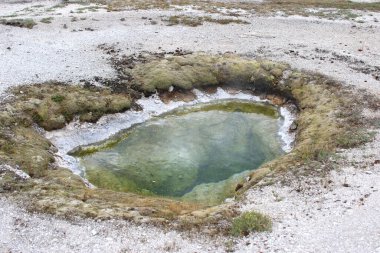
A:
0 1 380 252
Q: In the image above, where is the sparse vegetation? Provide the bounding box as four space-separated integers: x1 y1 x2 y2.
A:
40 17 54 24
46 3 68 12
204 16 250 25
84 0 380 17
1 14 19 18
0 18 37 29
337 131 376 149
164 15 203 27
162 15 249 27
231 211 272 236
75 5 105 13
31 4 45 8
51 94 65 103
44 0 380 20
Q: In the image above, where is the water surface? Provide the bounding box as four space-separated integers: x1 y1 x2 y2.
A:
76 100 284 204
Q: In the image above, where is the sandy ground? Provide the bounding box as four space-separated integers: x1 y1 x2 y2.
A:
0 1 380 252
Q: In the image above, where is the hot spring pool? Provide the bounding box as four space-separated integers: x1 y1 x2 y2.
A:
74 100 285 203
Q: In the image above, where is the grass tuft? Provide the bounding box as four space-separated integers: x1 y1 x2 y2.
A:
0 18 37 29
337 131 376 149
40 17 54 24
231 211 272 236
51 94 65 103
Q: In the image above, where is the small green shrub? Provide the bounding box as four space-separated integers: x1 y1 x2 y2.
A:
0 141 14 153
40 17 54 24
231 211 272 236
51 94 65 103
31 111 44 124
337 131 375 149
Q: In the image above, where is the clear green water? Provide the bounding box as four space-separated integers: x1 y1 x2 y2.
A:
76 100 283 204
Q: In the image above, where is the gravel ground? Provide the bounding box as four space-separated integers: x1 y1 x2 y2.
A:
0 1 380 252
0 197 222 253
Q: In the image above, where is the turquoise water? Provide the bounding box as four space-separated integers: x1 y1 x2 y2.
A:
76 100 284 203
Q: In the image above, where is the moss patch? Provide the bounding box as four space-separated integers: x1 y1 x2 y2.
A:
11 83 131 131
128 54 287 93
0 83 131 179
